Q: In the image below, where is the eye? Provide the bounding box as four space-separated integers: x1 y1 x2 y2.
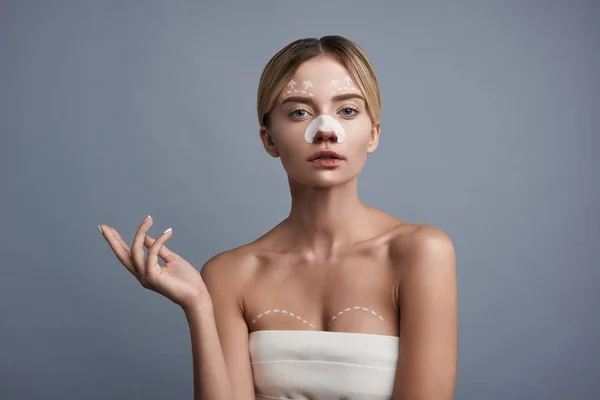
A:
340 107 359 117
289 107 310 119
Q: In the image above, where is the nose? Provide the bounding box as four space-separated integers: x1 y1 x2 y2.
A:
312 128 338 143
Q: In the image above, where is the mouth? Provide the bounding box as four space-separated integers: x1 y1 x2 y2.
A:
308 150 345 161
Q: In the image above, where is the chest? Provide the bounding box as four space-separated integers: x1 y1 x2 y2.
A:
243 252 401 335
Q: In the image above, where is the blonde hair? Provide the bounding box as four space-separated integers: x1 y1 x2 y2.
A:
257 35 381 129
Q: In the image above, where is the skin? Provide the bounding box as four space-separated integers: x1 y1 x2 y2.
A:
99 54 458 399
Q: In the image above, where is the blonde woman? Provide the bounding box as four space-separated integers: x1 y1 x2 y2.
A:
100 35 458 400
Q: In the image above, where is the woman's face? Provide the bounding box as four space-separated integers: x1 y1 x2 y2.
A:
260 55 380 188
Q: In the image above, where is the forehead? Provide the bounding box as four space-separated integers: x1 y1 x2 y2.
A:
287 56 353 88
278 56 359 102
291 55 349 80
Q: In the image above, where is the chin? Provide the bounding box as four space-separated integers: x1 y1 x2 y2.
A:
289 170 358 189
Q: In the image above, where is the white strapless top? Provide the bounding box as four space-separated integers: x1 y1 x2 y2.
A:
249 330 400 400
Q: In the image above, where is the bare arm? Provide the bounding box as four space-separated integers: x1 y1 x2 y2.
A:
99 219 254 399
392 226 458 400
184 304 236 400
186 252 255 400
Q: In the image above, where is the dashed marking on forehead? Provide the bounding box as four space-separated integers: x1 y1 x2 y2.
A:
282 79 315 99
330 75 362 95
280 75 361 100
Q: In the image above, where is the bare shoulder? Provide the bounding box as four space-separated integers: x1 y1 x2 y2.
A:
388 223 454 252
200 243 262 302
388 223 456 273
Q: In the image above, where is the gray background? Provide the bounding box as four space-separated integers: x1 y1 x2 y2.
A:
1 1 598 399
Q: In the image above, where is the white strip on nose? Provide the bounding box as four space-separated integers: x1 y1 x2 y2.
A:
304 114 346 143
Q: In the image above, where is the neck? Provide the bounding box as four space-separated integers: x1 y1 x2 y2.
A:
284 176 372 259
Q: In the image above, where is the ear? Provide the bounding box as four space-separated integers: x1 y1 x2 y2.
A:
367 122 381 154
259 125 280 158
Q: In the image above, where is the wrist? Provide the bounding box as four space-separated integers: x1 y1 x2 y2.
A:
182 294 213 316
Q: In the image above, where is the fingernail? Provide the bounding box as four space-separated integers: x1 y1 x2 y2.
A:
163 227 172 234
98 225 103 233
145 215 151 221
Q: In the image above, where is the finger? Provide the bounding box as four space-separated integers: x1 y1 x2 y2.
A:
108 226 131 252
132 215 153 277
107 226 136 271
144 235 180 263
99 224 137 276
146 227 173 279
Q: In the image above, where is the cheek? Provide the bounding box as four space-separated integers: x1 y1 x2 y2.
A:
271 128 308 162
287 128 308 146
271 119 304 144
342 120 372 147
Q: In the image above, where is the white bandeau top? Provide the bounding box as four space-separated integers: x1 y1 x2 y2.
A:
249 330 400 400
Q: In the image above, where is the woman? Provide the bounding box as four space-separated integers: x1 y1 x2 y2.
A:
100 35 458 400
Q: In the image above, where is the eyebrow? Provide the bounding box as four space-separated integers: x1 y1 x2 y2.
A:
280 92 366 108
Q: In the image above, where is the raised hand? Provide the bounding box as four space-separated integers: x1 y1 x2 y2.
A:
99 215 211 312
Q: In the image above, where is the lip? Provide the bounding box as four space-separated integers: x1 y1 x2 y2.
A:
308 150 345 161
311 158 343 167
